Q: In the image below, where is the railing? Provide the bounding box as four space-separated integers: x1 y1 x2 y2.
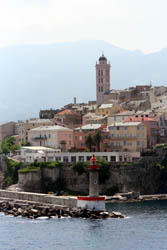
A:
32 136 47 140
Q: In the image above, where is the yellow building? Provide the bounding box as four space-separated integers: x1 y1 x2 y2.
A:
96 103 121 116
108 122 147 152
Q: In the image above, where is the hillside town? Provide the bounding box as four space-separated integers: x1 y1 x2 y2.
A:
1 54 167 164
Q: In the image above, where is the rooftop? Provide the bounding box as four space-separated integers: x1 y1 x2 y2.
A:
75 124 102 130
99 104 113 109
109 122 143 127
56 109 77 116
30 125 72 132
21 146 59 152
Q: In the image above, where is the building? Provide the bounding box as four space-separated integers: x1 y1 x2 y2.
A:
73 124 110 152
82 112 107 125
108 111 135 125
96 103 122 116
96 54 110 106
54 109 82 129
108 122 147 152
125 117 159 147
17 118 54 145
28 125 73 151
0 122 16 142
20 146 140 163
39 109 60 119
21 146 60 163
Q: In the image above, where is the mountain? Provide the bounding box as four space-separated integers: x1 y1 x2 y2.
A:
0 40 167 123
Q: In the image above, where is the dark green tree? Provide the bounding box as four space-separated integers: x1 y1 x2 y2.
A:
85 134 94 152
0 137 20 154
93 130 103 152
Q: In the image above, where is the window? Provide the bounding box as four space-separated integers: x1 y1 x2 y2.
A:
79 156 84 162
122 116 125 120
137 127 140 130
123 140 127 146
129 133 133 138
99 78 100 84
99 86 100 92
63 156 68 162
137 141 140 146
101 78 103 83
101 69 103 76
124 133 127 137
110 156 116 162
114 116 117 121
75 136 77 140
137 133 140 138
109 126 114 130
79 135 82 141
124 126 127 130
69 134 71 138
110 133 114 138
116 126 120 130
101 86 103 92
116 134 120 139
71 156 76 162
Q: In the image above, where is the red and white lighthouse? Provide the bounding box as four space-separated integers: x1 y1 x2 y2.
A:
77 155 105 211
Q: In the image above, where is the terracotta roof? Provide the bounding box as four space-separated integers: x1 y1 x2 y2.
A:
56 109 76 116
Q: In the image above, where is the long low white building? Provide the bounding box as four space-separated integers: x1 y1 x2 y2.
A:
21 146 140 163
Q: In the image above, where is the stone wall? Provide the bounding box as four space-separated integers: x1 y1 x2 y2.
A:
18 154 167 195
0 189 77 207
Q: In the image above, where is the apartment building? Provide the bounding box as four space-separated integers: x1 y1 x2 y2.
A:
28 125 73 151
108 122 147 152
17 118 54 144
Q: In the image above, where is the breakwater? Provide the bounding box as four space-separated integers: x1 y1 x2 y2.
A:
0 189 77 207
0 190 125 219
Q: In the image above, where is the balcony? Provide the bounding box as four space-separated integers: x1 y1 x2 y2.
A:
32 135 47 140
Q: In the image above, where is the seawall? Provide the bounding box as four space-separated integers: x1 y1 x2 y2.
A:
0 189 77 207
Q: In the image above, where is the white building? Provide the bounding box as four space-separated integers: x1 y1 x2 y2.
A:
28 125 73 150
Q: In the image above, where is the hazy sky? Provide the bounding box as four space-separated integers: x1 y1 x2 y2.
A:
0 0 167 53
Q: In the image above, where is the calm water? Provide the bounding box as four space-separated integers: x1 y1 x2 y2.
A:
0 200 167 250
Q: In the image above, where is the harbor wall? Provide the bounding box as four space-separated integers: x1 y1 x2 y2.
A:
18 155 166 195
0 189 77 207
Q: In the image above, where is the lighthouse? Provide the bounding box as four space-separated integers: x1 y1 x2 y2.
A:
77 155 105 211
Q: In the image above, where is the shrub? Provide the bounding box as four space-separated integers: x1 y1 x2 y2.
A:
72 162 89 175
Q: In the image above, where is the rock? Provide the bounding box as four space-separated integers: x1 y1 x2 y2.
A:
30 209 38 214
110 211 125 218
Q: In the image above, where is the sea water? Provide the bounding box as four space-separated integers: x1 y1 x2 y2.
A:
0 200 167 250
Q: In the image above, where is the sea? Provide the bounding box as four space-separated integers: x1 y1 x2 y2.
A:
0 200 167 250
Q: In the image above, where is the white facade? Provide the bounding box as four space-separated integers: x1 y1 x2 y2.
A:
20 147 141 163
28 125 73 150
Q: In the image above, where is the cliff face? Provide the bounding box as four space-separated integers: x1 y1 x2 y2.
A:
18 154 167 195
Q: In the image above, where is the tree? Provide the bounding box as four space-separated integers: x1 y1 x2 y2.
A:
85 134 94 152
0 136 20 154
93 130 103 152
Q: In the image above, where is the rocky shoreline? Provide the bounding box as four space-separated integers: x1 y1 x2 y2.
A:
0 199 125 220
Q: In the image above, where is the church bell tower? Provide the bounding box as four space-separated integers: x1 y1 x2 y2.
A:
96 54 110 106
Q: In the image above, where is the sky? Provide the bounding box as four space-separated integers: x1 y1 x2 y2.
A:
0 0 167 53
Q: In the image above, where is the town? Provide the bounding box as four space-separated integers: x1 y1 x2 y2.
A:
1 54 167 164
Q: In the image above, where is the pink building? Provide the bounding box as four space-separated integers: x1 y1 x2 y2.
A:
28 125 73 151
125 117 159 147
73 124 110 152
